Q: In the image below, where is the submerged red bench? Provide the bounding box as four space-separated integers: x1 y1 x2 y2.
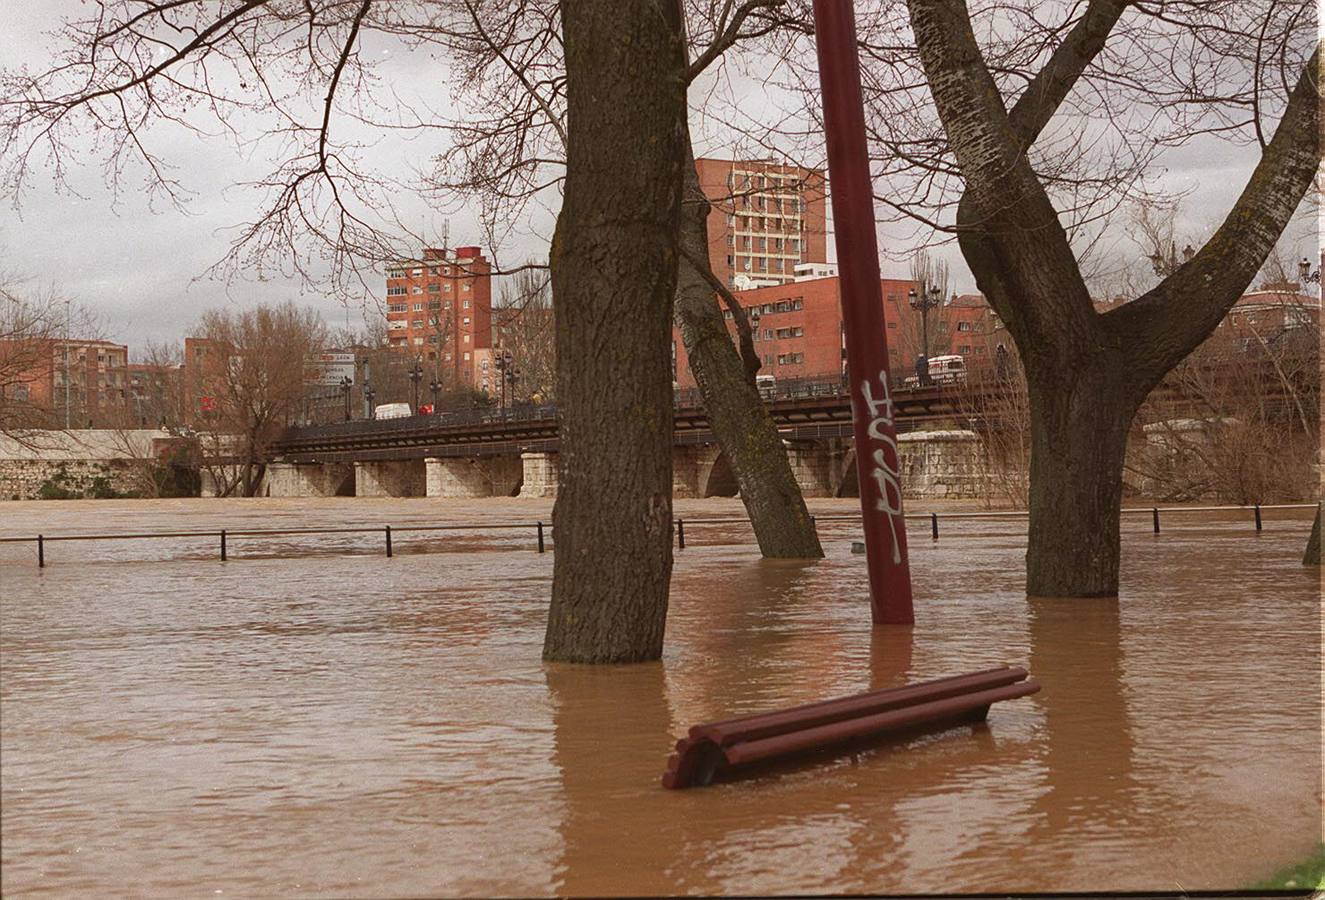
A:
662 665 1039 789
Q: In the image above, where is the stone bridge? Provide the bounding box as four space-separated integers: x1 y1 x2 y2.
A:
265 376 993 500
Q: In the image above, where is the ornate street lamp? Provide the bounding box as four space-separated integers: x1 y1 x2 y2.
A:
409 357 423 413
494 349 514 417
907 284 942 386
339 375 352 421
364 382 375 418
1298 257 1320 285
429 377 441 412
1149 242 1195 277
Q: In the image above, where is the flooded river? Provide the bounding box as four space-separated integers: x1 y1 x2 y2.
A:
1 498 1319 896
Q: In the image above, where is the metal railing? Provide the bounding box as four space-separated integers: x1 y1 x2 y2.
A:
3 502 1314 568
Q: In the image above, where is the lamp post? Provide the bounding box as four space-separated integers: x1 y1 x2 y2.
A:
339 375 352 421
1298 257 1320 286
429 377 440 413
63 298 71 429
505 364 520 410
364 382 376 418
1148 242 1195 278
409 357 423 413
907 284 942 385
494 349 513 417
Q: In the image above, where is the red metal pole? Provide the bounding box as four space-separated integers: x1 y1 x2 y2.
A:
812 0 914 624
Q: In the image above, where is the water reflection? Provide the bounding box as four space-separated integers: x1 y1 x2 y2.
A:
546 661 688 897
1025 596 1138 871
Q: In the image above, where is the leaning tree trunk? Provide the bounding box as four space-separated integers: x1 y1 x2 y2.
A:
543 0 687 664
673 134 823 559
1304 505 1321 566
1024 367 1140 596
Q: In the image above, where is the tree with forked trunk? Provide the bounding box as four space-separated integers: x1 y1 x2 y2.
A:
904 0 1319 595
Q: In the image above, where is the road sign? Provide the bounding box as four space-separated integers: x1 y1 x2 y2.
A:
312 351 356 385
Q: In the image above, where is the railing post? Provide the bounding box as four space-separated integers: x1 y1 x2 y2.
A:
1152 508 1160 534
221 529 227 561
37 534 44 569
1254 504 1262 532
537 521 545 553
931 512 939 541
677 517 685 550
385 524 393 557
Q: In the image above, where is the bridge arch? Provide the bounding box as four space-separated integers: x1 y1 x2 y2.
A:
835 449 859 498
701 451 739 498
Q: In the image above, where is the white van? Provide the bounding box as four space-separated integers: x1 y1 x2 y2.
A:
928 355 967 385
755 374 777 400
374 402 413 420
903 355 967 388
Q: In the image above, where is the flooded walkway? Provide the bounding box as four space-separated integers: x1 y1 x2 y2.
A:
1 499 1319 895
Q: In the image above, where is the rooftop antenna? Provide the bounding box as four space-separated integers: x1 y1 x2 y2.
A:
442 218 451 253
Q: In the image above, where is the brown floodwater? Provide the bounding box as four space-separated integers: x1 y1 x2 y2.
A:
0 498 1319 896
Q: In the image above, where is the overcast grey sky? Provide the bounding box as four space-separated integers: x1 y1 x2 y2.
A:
1 4 1313 359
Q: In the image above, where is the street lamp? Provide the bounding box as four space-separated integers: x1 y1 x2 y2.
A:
494 349 514 417
364 382 376 418
429 377 440 412
1298 257 1320 285
409 357 423 413
907 284 942 385
1149 242 1195 277
505 364 520 410
339 375 352 421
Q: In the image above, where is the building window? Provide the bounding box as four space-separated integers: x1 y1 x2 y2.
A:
463 351 471 361
463 317 471 325
412 320 424 328
428 301 441 311
463 334 470 344
791 298 803 311
413 303 423 311
413 336 424 345
427 283 441 293
388 303 406 313
444 283 452 292
727 255 734 267
388 268 405 278
463 300 471 309
412 286 423 294
462 283 471 292
888 321 897 328
727 235 734 247
430 267 440 275
957 321 973 331
959 345 971 354
427 335 439 344
387 287 406 296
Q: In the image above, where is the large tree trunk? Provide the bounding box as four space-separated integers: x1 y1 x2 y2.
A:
1025 372 1138 595
543 0 687 664
673 134 823 559
908 0 1319 598
1304 505 1321 566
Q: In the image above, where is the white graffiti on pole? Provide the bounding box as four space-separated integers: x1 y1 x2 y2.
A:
858 369 903 563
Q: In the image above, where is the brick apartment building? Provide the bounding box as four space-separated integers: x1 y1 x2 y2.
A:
0 337 131 426
671 276 1009 389
695 157 828 289
384 246 493 388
